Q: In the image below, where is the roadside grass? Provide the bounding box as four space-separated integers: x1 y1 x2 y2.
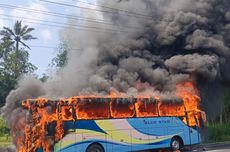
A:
207 123 230 142
0 117 12 148
0 135 12 148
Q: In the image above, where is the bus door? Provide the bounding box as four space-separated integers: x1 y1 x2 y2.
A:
60 121 76 152
185 111 192 146
192 116 200 144
193 112 206 144
187 112 201 145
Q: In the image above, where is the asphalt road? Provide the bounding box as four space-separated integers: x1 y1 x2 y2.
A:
189 142 230 152
1 142 230 152
208 149 230 152
204 147 230 152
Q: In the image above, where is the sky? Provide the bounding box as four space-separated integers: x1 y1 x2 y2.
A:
0 0 96 76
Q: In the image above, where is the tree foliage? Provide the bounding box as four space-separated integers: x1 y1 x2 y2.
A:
0 117 10 136
0 20 36 77
51 42 68 68
0 21 37 107
0 73 17 107
223 88 230 123
0 21 36 49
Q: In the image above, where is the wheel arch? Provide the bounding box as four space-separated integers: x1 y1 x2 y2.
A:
86 142 105 152
172 135 184 146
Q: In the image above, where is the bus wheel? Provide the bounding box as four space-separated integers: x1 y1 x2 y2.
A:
170 137 183 151
86 143 104 152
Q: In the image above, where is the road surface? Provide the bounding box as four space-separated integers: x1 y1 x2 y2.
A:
1 142 230 152
189 142 230 152
208 149 230 152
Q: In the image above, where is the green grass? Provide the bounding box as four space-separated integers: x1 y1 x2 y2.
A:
207 123 230 142
0 135 12 148
0 117 12 148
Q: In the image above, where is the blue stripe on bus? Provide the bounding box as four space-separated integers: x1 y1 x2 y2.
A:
65 120 107 134
76 121 107 134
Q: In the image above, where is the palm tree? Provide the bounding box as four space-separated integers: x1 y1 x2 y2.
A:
0 20 36 77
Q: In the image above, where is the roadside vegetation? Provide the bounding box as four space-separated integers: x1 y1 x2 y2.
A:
0 117 11 148
207 123 230 142
206 88 230 143
0 20 37 107
0 20 37 148
0 20 68 147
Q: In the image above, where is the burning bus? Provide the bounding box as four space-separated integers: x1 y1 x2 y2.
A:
17 82 206 152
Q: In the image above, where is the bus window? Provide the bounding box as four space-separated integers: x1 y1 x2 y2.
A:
110 98 135 118
135 98 158 117
159 99 185 116
46 121 56 136
76 98 110 120
61 106 73 120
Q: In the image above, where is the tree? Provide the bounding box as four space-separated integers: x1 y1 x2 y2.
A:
0 20 36 77
0 41 16 107
39 73 49 82
51 42 69 68
223 88 230 123
0 21 37 107
0 117 10 136
0 72 17 107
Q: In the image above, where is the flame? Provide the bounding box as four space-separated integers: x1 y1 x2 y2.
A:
135 98 158 117
176 82 203 126
158 101 185 117
15 82 205 152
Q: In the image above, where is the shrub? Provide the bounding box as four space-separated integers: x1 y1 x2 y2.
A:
208 123 230 142
0 117 10 136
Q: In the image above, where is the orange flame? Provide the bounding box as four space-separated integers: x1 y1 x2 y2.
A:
176 82 203 126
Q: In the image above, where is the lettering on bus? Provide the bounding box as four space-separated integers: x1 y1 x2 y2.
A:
143 119 171 125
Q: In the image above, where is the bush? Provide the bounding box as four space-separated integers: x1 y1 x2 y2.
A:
208 123 230 142
0 117 10 136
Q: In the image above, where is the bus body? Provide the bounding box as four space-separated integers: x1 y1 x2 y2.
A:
54 117 201 152
23 96 204 152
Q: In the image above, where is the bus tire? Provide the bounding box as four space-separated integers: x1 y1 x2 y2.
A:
170 136 183 151
86 143 104 152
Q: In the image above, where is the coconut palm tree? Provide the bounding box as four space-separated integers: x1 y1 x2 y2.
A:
0 20 36 77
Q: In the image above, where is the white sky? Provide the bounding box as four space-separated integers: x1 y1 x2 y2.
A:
0 0 96 76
